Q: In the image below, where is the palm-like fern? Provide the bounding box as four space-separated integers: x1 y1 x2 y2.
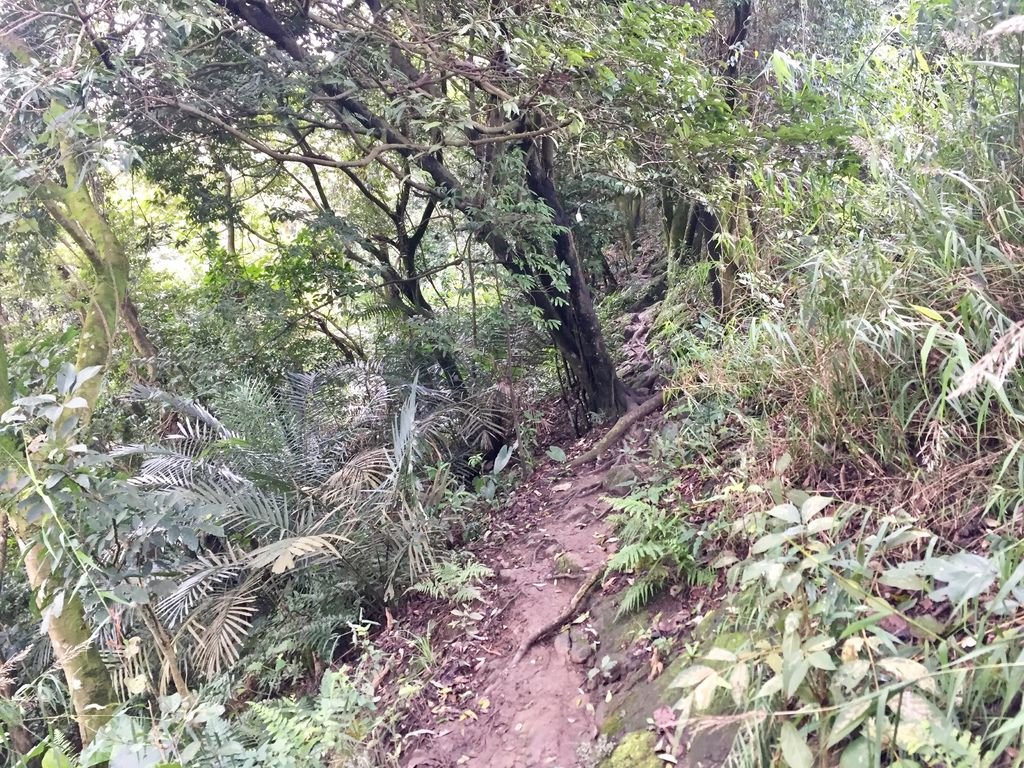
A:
113 367 509 686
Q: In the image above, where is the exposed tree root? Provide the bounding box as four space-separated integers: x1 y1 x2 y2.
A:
567 392 664 468
511 568 603 666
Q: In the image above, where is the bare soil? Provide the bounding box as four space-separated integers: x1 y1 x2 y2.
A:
399 466 615 768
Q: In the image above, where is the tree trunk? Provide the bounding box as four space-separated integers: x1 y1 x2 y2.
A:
20 538 117 742
662 193 694 284
122 297 159 382
21 152 123 744
0 40 122 748
521 144 630 415
0 299 11 413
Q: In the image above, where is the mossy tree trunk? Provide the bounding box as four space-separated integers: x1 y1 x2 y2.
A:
662 193 694 285
5 144 126 744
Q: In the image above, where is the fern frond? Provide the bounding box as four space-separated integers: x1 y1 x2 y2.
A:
617 578 660 616
184 584 260 678
127 384 235 437
607 541 668 573
157 547 247 628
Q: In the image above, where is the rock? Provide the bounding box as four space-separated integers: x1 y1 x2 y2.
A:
600 731 661 768
602 465 636 496
553 631 572 659
569 638 594 665
602 656 622 683
555 553 583 575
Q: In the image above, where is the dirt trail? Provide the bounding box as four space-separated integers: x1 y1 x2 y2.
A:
403 468 616 768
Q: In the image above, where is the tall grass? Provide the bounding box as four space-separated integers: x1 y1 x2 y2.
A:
651 7 1024 765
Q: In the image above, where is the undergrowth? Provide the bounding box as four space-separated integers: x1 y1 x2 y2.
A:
616 6 1024 764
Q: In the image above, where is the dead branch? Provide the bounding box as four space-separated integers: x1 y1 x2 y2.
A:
511 567 603 665
567 393 665 468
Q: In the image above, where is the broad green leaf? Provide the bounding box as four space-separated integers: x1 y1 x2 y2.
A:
770 50 798 91
546 446 567 462
752 532 792 554
806 516 836 534
42 749 73 768
13 395 57 407
806 650 836 670
784 657 809 697
886 690 944 752
493 444 514 475
692 673 723 711
711 550 739 568
827 699 873 747
756 674 783 698
834 660 871 692
779 570 802 595
671 664 715 689
764 561 785 588
878 658 935 694
73 365 104 391
922 552 997 607
779 722 813 768
803 635 836 653
878 564 927 591
55 363 76 396
767 503 801 524
800 496 832 521
728 662 749 705
704 647 737 662
839 738 871 768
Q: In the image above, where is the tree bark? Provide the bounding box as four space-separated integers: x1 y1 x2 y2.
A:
521 144 630 414
0 298 11 414
15 149 123 745
0 33 124 748
19 536 117 742
122 297 159 383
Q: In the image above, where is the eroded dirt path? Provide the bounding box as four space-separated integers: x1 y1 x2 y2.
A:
401 468 616 768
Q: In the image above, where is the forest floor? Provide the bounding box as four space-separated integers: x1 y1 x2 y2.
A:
375 394 732 768
399 462 613 768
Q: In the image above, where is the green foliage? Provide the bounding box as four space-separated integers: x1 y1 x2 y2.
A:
605 485 711 616
667 489 1024 766
410 555 494 604
246 665 383 768
70 629 391 768
2 0 1024 762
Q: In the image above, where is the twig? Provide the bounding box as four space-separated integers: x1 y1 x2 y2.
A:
567 393 665 468
511 567 603 665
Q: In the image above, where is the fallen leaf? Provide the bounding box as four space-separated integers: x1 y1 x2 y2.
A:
652 705 677 731
125 674 148 695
